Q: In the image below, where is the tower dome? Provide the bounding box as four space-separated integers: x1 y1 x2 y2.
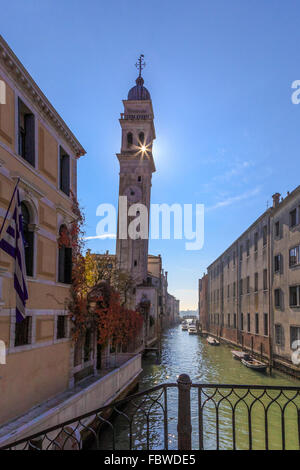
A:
128 76 151 100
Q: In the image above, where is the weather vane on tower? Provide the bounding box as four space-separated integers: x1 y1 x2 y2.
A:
135 54 146 78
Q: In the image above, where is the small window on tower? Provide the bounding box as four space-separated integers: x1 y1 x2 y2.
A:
134 260 137 267
127 132 133 147
138 176 142 182
139 132 145 145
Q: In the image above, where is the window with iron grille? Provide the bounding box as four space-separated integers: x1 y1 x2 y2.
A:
254 232 258 252
15 316 32 347
255 313 259 334
289 246 300 267
57 315 67 339
290 285 300 307
263 269 268 291
263 226 267 247
274 254 281 273
246 276 250 294
290 326 300 348
290 208 297 228
254 272 258 292
264 313 268 336
274 289 281 308
275 324 284 346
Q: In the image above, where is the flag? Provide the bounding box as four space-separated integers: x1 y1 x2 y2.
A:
0 188 28 323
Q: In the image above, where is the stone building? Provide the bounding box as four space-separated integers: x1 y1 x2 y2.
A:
201 186 300 376
271 187 300 374
0 36 142 447
198 274 208 332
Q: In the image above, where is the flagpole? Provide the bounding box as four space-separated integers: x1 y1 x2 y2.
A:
0 177 20 239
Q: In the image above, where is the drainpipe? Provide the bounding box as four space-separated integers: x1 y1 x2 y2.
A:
236 241 240 347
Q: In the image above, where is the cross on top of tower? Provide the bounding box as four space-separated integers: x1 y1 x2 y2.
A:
135 54 146 78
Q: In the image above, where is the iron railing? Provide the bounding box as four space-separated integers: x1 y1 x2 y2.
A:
1 374 300 450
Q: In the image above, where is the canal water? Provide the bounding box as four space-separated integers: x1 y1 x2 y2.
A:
101 325 300 450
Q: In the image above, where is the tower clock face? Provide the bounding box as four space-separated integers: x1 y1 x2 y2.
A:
124 185 142 203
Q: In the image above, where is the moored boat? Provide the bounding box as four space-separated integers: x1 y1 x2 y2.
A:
188 325 197 334
231 350 250 361
241 357 267 372
181 322 188 331
207 336 220 346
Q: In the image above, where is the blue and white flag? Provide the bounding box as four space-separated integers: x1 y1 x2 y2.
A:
0 188 28 323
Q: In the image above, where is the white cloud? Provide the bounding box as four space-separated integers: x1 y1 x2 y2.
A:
207 186 261 212
83 234 116 240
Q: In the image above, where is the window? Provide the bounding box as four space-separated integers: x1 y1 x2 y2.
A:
18 98 35 166
227 314 230 328
254 232 258 252
254 272 258 292
290 326 300 348
15 316 31 347
274 289 281 308
255 313 259 334
227 285 230 298
58 225 72 284
289 246 300 267
290 209 297 228
57 315 67 339
263 226 267 246
233 282 236 298
138 175 142 182
83 329 92 362
134 260 137 267
274 254 281 273
275 221 280 237
275 324 284 346
290 285 300 307
138 132 145 145
246 239 250 257
264 313 268 336
21 202 34 276
263 269 268 291
239 244 243 261
127 132 133 147
247 313 251 333
247 276 250 294
59 147 70 196
241 313 244 331
233 251 236 266
233 313 237 329
227 256 230 269
239 279 243 296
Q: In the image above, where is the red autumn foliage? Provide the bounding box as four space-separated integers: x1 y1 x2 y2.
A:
66 193 143 346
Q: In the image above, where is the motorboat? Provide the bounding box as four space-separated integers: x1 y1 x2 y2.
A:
188 324 197 334
181 322 188 331
206 336 220 346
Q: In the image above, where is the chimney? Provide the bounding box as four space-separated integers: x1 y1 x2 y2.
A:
272 193 281 208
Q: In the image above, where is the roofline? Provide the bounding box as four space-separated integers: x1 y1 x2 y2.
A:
207 206 272 270
0 34 86 158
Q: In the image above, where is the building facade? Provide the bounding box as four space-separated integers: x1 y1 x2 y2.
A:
201 188 300 376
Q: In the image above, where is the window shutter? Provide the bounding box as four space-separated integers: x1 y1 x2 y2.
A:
25 113 35 166
58 246 65 283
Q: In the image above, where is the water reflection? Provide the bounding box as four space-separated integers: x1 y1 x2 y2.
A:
100 325 300 450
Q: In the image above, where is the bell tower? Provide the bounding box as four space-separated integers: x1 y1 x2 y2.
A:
116 55 156 286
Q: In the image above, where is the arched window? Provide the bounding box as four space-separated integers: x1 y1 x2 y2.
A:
21 202 34 276
127 132 133 147
58 225 72 284
138 132 145 145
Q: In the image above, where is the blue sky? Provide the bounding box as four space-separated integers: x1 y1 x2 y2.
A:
2 0 300 309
